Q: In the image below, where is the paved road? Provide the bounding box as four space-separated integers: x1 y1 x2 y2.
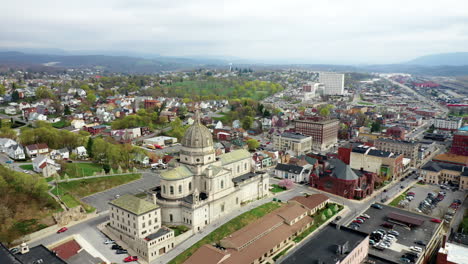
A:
81 171 160 212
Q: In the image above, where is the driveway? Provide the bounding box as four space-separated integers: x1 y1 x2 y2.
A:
81 171 161 212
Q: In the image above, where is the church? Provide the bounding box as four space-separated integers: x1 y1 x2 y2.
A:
156 114 270 231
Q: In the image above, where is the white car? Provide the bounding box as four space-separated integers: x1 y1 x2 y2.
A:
104 239 115 244
361 214 371 219
410 246 422 252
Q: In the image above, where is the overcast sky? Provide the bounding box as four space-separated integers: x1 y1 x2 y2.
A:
2 0 468 64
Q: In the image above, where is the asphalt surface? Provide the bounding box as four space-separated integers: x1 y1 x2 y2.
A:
81 170 161 212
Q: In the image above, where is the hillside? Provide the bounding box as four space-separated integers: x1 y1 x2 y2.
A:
406 52 468 66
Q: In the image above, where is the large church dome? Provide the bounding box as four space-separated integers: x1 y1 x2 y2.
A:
181 116 213 149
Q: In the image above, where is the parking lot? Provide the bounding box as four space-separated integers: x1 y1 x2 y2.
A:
348 204 441 264
399 183 465 218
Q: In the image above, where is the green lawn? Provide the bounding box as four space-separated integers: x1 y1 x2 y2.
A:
168 202 282 264
51 173 141 198
52 120 71 128
169 225 190 237
19 164 34 171
389 192 407 207
61 163 103 178
459 209 468 234
358 101 375 105
270 184 286 193
60 194 81 208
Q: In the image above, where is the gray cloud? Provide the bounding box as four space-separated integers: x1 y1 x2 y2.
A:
1 0 468 63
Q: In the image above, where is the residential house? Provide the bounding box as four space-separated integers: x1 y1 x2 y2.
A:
50 148 70 160
0 138 17 153
4 106 17 115
72 146 88 158
275 163 311 183
6 144 25 160
32 155 61 177
25 143 49 158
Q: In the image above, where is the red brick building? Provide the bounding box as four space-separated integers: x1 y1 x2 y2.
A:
386 126 406 140
451 131 468 156
144 99 160 109
309 158 375 199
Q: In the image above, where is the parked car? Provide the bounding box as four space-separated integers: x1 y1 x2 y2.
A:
415 240 426 246
5 160 13 164
116 249 128 254
353 219 364 224
10 248 19 254
369 239 376 245
57 227 68 233
124 256 139 262
111 245 123 250
371 204 383 209
388 230 400 236
361 214 371 219
104 239 115 245
407 192 415 196
410 246 423 253
381 223 394 229
431 219 442 223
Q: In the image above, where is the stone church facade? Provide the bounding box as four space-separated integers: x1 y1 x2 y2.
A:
156 116 269 231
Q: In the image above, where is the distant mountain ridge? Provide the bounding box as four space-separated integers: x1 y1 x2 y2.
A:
406 52 468 66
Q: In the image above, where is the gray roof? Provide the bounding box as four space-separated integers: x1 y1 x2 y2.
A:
109 195 159 215
275 163 304 174
0 243 22 264
15 245 67 264
421 161 466 173
281 224 368 264
181 114 213 149
328 159 359 181
278 132 310 140
367 149 393 158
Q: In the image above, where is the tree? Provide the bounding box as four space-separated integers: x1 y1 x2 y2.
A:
0 84 5 96
86 137 94 158
246 138 260 151
371 121 382 132
278 179 294 189
11 90 19 102
35 86 54 99
64 105 71 115
86 92 97 103
241 116 254 130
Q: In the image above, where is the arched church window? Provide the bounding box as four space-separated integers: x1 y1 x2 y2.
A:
244 163 247 170
169 214 173 222
189 182 192 191
163 185 166 194
170 186 174 195
178 185 182 194
237 165 240 173
220 180 224 189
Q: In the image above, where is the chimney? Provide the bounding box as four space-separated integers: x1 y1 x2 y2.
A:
20 242 29 254
152 193 157 205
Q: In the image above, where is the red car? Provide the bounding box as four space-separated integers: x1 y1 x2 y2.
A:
154 145 163 149
124 256 138 262
407 192 415 196
57 227 68 233
431 219 442 223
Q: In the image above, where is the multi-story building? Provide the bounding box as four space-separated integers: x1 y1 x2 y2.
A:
349 146 404 181
433 117 463 131
273 132 312 155
294 119 339 151
374 138 420 167
319 72 345 95
451 131 468 156
108 195 175 262
420 161 468 190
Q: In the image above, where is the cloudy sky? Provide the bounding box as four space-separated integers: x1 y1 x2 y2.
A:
2 0 468 64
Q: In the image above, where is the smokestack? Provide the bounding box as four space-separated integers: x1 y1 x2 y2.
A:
152 193 157 205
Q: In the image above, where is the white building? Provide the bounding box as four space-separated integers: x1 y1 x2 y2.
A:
274 163 312 183
156 114 269 232
32 155 61 177
433 117 463 131
143 136 177 147
108 195 175 262
273 132 312 156
319 72 345 95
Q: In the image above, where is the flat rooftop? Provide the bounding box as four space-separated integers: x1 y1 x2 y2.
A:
280 224 368 264
356 204 441 263
278 132 310 140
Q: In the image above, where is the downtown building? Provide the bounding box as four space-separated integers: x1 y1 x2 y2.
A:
319 72 345 95
272 132 312 156
374 138 420 167
294 119 339 151
451 131 468 156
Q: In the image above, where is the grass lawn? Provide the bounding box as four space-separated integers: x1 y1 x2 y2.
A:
51 173 141 198
60 194 81 208
168 202 282 264
45 176 57 182
52 120 71 128
19 164 34 171
61 163 103 178
273 245 293 261
293 204 343 243
169 225 190 237
459 209 468 234
270 184 286 193
389 192 407 207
